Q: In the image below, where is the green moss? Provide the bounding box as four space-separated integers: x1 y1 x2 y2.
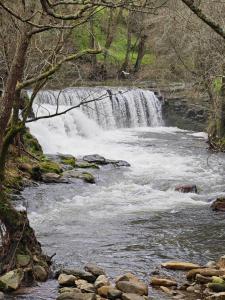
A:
22 130 43 156
61 158 76 168
81 172 95 184
39 161 62 174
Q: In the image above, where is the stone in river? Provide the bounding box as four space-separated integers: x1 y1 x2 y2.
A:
211 198 225 212
58 274 76 286
175 185 198 193
161 261 200 271
116 281 148 296
83 155 106 165
150 276 177 287
84 264 106 277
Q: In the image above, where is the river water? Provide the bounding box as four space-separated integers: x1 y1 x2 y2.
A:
10 88 225 299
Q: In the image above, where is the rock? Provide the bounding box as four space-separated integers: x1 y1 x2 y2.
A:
58 269 96 283
95 275 110 289
108 287 122 300
122 293 145 300
150 277 177 287
196 274 213 284
75 161 99 169
59 274 76 286
212 277 225 284
16 254 31 267
0 269 24 291
160 286 173 295
0 292 4 300
116 281 148 296
105 160 131 167
217 256 225 269
161 261 200 271
115 273 140 284
63 171 95 184
211 198 225 211
83 155 106 165
186 286 195 292
207 292 225 299
57 291 95 300
97 286 111 297
59 288 81 294
175 185 198 193
33 265 48 282
75 280 95 293
187 268 225 281
85 264 106 277
42 173 68 183
208 283 225 293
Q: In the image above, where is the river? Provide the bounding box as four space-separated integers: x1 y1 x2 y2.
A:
10 88 225 299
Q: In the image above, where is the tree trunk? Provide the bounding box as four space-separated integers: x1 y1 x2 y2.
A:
133 33 148 73
119 13 132 76
217 75 225 138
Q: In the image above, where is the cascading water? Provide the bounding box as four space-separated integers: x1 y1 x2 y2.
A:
32 87 164 130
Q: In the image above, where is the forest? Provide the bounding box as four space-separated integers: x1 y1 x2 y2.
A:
0 1 225 300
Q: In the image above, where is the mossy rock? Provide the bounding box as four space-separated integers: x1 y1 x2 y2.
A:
75 162 99 169
61 158 76 168
16 254 31 267
81 172 95 184
31 161 62 180
39 161 62 174
208 283 225 292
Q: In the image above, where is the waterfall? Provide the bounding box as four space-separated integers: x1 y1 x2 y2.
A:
32 87 164 130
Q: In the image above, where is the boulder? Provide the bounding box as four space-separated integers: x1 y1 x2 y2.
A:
0 269 24 291
33 265 48 282
16 254 31 267
208 283 225 293
84 264 106 277
0 292 4 300
58 269 96 283
122 293 145 300
150 277 177 287
97 286 121 299
42 173 68 183
211 198 225 212
116 281 148 296
105 160 131 167
75 279 95 293
175 185 197 193
97 285 111 297
108 287 122 300
58 274 76 286
161 261 200 271
57 291 95 300
63 171 95 184
94 275 110 289
83 155 106 165
115 273 140 284
75 161 99 169
187 268 225 281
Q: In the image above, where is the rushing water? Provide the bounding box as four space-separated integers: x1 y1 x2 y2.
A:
11 88 225 299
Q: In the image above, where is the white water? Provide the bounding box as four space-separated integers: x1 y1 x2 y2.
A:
28 87 225 217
